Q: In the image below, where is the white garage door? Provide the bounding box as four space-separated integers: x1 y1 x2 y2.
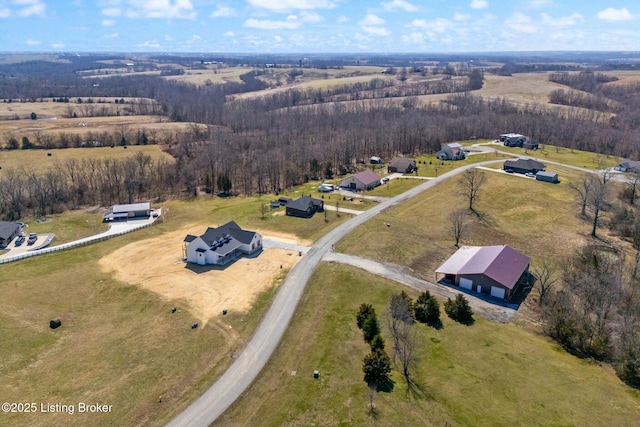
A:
490 286 506 299
459 277 473 290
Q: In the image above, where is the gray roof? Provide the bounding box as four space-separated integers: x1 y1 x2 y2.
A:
503 158 546 171
351 170 381 186
536 171 558 178
286 196 323 211
389 157 416 169
0 221 19 240
436 245 530 289
113 202 150 213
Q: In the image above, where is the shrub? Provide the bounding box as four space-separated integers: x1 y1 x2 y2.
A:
444 294 474 323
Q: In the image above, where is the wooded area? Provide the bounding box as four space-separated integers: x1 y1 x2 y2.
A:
1 55 640 221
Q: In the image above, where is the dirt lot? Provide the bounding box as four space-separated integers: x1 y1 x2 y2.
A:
98 226 310 324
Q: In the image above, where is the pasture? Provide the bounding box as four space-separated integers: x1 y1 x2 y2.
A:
0 187 355 426
214 263 640 427
0 145 173 174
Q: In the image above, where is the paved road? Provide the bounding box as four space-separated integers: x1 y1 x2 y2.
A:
167 159 506 427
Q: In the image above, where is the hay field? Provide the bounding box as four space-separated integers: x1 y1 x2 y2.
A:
163 66 248 85
0 145 173 172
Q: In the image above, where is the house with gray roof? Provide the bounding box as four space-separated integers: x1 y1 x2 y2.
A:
436 142 466 161
503 158 546 174
0 221 20 247
286 196 324 218
614 160 640 173
183 221 262 266
103 202 151 221
388 157 416 173
435 245 530 301
340 170 381 191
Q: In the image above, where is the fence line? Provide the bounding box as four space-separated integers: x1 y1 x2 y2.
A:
0 221 156 265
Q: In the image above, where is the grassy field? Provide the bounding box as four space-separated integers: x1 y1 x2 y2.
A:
0 187 358 426
413 152 511 178
215 263 640 427
493 143 621 169
0 145 173 174
0 221 280 426
337 165 594 280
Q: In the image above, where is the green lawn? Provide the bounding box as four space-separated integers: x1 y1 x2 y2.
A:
0 228 281 426
337 165 595 281
492 143 621 169
215 263 640 427
413 152 511 178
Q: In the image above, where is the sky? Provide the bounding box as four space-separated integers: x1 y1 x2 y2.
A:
0 0 638 53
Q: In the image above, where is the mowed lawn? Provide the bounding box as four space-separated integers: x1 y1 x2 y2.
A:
337 165 595 281
215 263 640 427
0 193 313 426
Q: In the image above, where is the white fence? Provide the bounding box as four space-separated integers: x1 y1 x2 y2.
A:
0 221 156 265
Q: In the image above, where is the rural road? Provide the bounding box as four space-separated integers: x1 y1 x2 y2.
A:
166 159 506 427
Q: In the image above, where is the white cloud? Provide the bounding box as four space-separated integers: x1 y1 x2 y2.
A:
470 0 488 10
26 39 41 45
359 13 389 36
359 13 384 26
300 11 323 23
50 42 65 49
164 34 173 40
597 8 634 22
138 39 161 48
381 0 417 13
210 5 234 18
453 12 470 21
124 0 196 19
274 35 283 42
361 26 390 36
244 17 301 29
104 32 119 38
102 19 116 26
505 12 535 33
541 12 584 27
0 7 11 17
102 7 121 17
16 1 45 17
246 0 336 12
401 32 424 45
525 0 551 9
407 18 427 29
336 15 348 23
224 30 234 37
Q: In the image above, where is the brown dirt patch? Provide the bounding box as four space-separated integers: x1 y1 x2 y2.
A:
98 226 306 324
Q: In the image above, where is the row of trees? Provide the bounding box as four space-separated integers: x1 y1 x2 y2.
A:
356 290 475 410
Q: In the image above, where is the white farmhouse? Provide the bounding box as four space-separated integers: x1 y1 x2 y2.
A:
183 221 262 266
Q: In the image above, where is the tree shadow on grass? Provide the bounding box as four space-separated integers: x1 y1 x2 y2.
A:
405 376 432 400
427 319 443 330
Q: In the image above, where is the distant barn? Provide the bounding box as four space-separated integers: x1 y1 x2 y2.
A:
103 202 151 222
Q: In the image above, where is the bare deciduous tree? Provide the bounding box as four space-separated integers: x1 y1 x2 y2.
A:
459 168 486 212
588 169 612 238
532 259 559 305
569 173 595 217
449 209 469 247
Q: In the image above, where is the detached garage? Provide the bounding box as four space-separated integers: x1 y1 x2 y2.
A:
435 245 530 301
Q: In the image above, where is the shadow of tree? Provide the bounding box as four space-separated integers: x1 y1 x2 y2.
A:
374 376 395 393
427 319 443 330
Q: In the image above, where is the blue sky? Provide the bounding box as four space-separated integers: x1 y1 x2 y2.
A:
0 0 638 53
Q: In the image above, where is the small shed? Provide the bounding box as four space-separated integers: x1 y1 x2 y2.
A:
535 171 559 183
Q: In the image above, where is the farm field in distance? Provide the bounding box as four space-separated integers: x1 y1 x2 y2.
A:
2 51 640 427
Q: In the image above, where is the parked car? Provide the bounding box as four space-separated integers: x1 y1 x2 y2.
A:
381 177 390 183
15 236 25 246
27 233 37 245
525 172 535 178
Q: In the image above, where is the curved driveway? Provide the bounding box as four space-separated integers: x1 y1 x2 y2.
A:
167 159 506 427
